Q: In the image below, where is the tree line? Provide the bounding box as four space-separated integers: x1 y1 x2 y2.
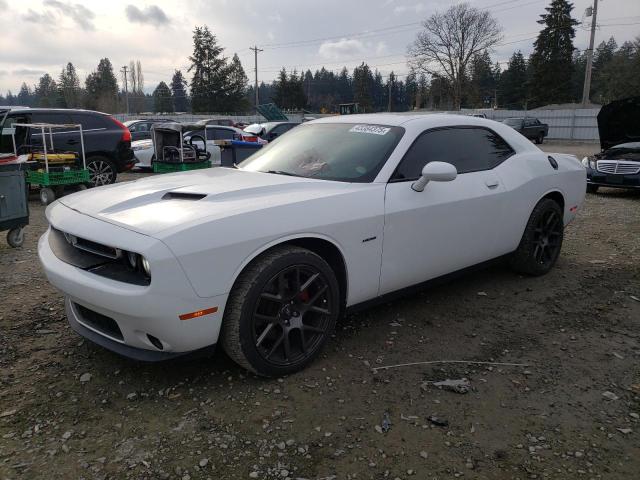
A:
1 0 638 114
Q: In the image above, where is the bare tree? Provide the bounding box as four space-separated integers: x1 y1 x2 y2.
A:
408 2 502 110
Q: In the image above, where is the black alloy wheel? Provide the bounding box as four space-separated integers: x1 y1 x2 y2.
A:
531 209 563 267
252 265 334 367
221 246 340 376
509 198 564 276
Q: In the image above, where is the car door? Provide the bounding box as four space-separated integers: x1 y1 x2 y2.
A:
380 126 515 295
29 111 75 152
0 112 32 154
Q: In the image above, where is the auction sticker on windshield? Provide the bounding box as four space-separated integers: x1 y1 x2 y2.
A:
349 125 391 135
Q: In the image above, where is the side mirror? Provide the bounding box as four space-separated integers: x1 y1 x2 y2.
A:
411 161 457 192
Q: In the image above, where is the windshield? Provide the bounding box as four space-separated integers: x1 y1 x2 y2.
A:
503 118 523 127
239 123 405 182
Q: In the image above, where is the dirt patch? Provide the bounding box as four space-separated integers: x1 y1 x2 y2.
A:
1 142 639 479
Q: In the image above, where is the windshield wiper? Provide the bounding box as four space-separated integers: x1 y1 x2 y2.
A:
264 170 299 177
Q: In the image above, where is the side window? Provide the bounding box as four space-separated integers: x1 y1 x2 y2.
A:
212 128 234 140
1 114 31 153
69 113 108 130
128 123 138 132
31 112 73 124
392 127 515 181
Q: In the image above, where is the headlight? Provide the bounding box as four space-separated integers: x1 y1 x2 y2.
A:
581 157 589 167
582 157 597 169
141 257 151 277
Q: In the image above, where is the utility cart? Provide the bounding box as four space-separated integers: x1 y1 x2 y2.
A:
13 123 90 205
0 159 29 248
151 123 212 173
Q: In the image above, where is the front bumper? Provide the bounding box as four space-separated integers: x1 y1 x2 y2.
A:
38 205 228 360
586 167 640 189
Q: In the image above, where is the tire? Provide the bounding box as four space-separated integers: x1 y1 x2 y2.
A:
509 198 564 276
87 157 117 186
77 184 88 191
534 133 543 144
586 184 599 194
40 187 55 206
6 228 24 248
221 245 340 377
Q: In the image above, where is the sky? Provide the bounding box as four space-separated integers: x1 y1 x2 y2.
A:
0 0 639 94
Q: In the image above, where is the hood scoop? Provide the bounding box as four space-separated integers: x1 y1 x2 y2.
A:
162 192 207 201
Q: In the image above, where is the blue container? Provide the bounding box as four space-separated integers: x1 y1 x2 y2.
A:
220 141 263 167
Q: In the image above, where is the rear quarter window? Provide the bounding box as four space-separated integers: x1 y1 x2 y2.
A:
69 113 110 130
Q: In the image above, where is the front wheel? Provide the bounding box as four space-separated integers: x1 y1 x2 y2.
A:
7 228 25 248
586 184 599 194
535 133 544 144
509 198 564 276
221 246 340 377
87 157 117 186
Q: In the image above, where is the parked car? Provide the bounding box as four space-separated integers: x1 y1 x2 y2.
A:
197 119 236 127
503 117 548 144
124 119 171 141
0 108 134 186
244 121 300 142
38 114 585 376
582 96 640 193
132 125 259 168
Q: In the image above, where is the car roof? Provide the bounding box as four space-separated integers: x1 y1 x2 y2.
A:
5 107 109 115
311 112 502 128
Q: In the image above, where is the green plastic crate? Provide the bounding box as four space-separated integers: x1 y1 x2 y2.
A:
27 169 90 186
153 161 211 174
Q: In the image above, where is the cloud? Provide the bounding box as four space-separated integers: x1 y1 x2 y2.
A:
319 39 367 60
267 13 283 23
0 0 7 10
12 68 48 76
318 39 389 61
23 9 56 24
44 0 95 31
394 3 426 14
125 5 170 26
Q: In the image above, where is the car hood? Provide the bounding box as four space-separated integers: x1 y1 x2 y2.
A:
597 96 640 151
57 168 365 236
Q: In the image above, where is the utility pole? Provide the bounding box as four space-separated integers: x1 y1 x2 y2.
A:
250 45 263 112
581 0 599 107
121 66 129 115
388 74 393 112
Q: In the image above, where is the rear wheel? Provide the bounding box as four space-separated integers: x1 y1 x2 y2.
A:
221 246 340 377
87 157 117 186
535 133 544 144
509 198 564 276
586 184 599 194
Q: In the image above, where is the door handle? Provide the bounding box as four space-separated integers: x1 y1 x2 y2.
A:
67 139 79 145
485 178 500 188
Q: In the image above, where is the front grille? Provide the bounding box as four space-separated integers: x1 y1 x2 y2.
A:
75 303 123 341
49 227 150 286
597 160 640 175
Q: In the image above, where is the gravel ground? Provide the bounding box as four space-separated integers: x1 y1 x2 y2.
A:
1 141 639 480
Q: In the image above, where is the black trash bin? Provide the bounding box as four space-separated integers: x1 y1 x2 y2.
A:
219 140 263 167
0 162 29 248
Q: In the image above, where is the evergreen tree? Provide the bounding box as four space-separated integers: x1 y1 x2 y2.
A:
58 62 82 108
170 70 189 112
153 81 174 113
468 51 496 108
499 51 528 108
222 54 249 112
273 68 289 109
17 83 35 107
528 0 579 107
188 26 228 113
85 58 119 113
353 63 373 112
590 37 618 102
35 74 58 107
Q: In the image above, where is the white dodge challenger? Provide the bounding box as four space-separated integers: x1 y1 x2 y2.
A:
38 114 586 376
